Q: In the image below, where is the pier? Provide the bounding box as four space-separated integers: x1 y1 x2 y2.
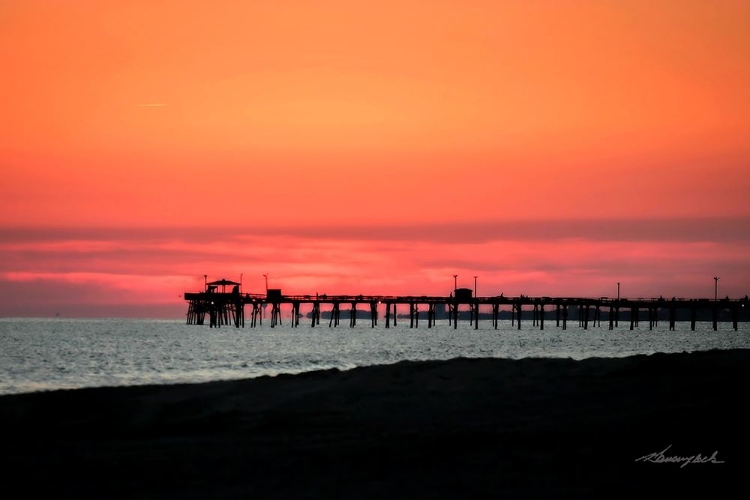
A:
185 281 748 331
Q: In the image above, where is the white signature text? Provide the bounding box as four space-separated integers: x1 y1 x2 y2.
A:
635 445 724 468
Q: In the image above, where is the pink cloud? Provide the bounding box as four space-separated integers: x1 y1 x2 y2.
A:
1 218 748 317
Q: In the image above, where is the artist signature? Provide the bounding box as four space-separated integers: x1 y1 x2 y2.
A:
635 445 724 468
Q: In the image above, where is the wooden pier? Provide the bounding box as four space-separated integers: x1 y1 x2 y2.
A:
185 281 749 331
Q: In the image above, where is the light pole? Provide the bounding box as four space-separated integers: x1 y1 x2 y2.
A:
261 273 269 323
204 274 207 291
474 276 478 297
714 277 720 301
240 273 243 293
617 282 620 301
453 274 458 292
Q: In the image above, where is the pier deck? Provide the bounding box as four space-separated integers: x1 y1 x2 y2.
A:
184 286 748 331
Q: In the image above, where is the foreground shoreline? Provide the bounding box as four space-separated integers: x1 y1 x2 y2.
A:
2 349 748 497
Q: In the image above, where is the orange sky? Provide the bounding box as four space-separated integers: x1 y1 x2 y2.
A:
1 1 749 316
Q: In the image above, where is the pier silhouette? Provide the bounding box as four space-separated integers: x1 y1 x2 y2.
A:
185 280 748 331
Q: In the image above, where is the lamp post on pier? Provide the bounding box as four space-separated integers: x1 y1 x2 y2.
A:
474 276 478 297
240 273 243 293
453 274 458 293
204 274 207 291
261 274 269 323
617 282 620 301
714 277 720 301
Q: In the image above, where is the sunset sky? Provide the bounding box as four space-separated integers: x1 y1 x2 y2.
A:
2 0 749 317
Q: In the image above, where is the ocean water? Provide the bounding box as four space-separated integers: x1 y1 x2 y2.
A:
1 317 749 395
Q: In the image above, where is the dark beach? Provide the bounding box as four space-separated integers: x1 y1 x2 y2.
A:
1 349 748 498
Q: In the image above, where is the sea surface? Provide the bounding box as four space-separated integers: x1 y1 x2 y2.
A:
1 317 749 395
